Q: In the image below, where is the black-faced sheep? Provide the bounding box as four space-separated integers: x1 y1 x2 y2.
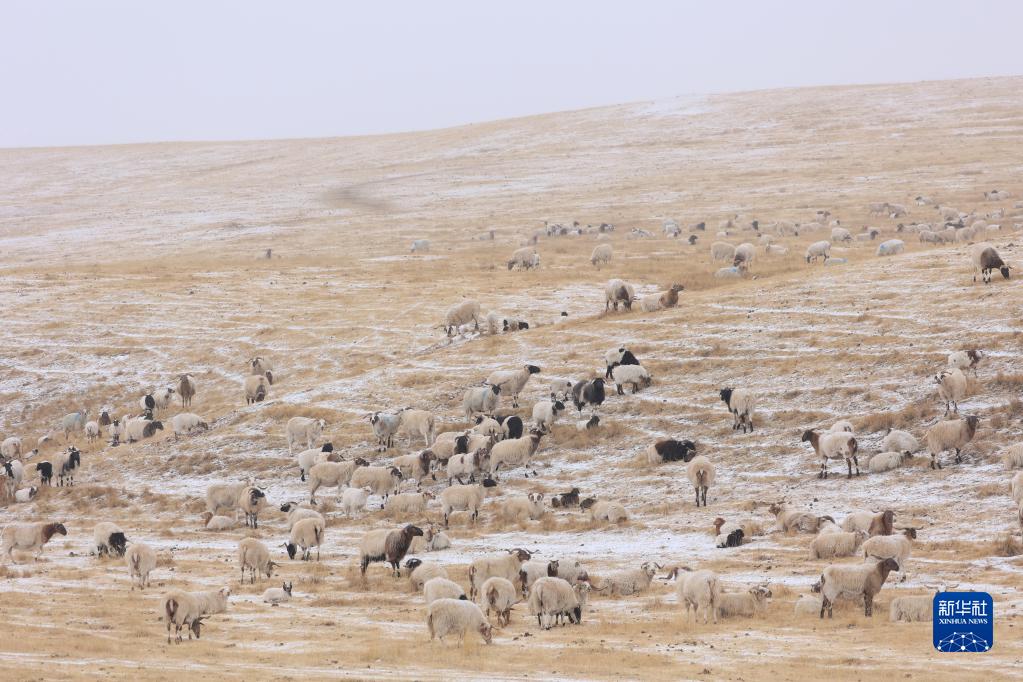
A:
719 388 755 433
359 525 424 577
925 415 979 469
816 557 899 618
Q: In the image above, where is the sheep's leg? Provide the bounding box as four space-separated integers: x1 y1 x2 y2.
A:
694 488 700 507
864 596 873 617
846 457 853 479
853 455 860 476
954 448 963 464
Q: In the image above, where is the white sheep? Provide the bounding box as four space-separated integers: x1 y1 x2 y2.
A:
805 240 831 263
670 567 719 624
350 466 403 503
593 562 659 597
1003 445 1023 471
423 577 466 604
408 560 449 590
262 582 293 606
714 266 742 279
947 349 982 375
286 417 326 454
385 492 433 516
808 530 866 559
279 501 325 531
481 576 518 626
469 549 532 601
830 227 851 243
244 374 270 404
508 246 539 270
368 411 402 451
411 239 430 253
1 521 67 561
201 511 238 531
715 586 772 619
162 591 205 644
500 493 545 522
443 299 482 336
427 598 493 644
1010 470 1023 505
409 526 452 554
308 458 369 504
817 558 900 617
238 537 277 583
440 482 491 527
590 244 613 268
880 429 919 454
123 416 164 443
84 421 100 442
284 517 324 561
472 415 504 439
733 243 755 272
398 408 435 446
868 451 913 473
339 487 372 516
14 486 37 503
446 449 491 485
876 239 905 256
604 279 636 312
531 398 566 432
125 542 157 590
711 241 736 262
171 413 209 440
1 436 23 460
862 528 916 569
934 368 967 415
587 499 628 523
463 385 502 419
794 594 824 617
686 456 714 507
829 420 854 433
719 387 755 433
890 595 933 622
296 444 336 482
394 450 436 486
489 432 542 475
611 364 652 395
841 510 895 536
925 415 979 469
801 429 860 478
528 576 585 629
486 365 541 409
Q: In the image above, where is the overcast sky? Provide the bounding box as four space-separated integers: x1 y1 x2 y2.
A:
2 1 1022 148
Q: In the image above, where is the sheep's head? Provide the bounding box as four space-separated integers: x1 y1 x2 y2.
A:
189 616 205 640
800 430 818 444
509 548 531 562
712 517 726 533
526 365 541 375
478 621 493 644
389 467 403 479
284 543 297 560
719 388 733 405
404 558 422 571
282 582 293 595
353 458 370 467
403 524 424 539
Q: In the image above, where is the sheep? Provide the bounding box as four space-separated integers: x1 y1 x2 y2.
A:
862 528 917 569
801 429 859 479
279 501 325 531
1011 470 1023 505
486 365 541 409
244 374 270 404
794 594 824 617
177 373 196 407
1 436 22 460
934 368 968 416
918 229 940 243
139 388 175 414
667 567 719 624
263 582 293 606
359 524 424 576
284 516 325 561
715 585 772 619
816 517 843 534
887 203 907 218
200 511 238 531
925 415 979 469
476 576 518 627
948 349 982 375
531 398 566 432
711 241 736 262
719 387 755 433
550 487 581 508
868 451 914 473
829 420 854 433
236 486 267 528
765 243 788 256
443 299 482 336
841 509 895 536
93 522 128 558
984 189 1009 201
424 577 466 603
808 530 866 559
508 246 539 270
805 240 831 263
2 460 23 499
350 466 403 502
427 598 493 644
970 242 1011 284
587 499 628 523
82 421 100 443
308 458 369 504
519 559 560 596
125 542 157 590
769 503 831 533
714 266 743 279
576 415 600 431
463 385 502 419
590 243 613 267
61 410 88 440
604 279 636 311
500 493 545 521
611 364 652 395
249 356 274 382
1 521 66 562
1004 445 1023 471
712 517 762 544
817 557 900 617
171 413 208 440
733 243 755 272
880 428 919 454
528 576 584 629
51 446 81 487
472 415 504 439
405 558 450 591
686 456 715 507
716 528 745 548
286 417 326 455
238 537 277 583
646 438 697 465
890 595 934 622
367 411 402 451
470 548 532 601
409 525 452 553
162 591 206 644
398 408 435 447
501 316 529 332
296 443 336 482
592 562 660 597
604 347 640 379
489 432 542 476
446 448 491 485
830 227 852 243
123 416 164 443
410 239 430 253
386 492 433 516
640 283 684 312
440 480 496 527
572 378 606 413
394 450 436 486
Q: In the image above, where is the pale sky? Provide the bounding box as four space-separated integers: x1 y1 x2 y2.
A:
2 1 1022 148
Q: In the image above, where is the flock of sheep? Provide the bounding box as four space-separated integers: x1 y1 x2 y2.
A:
1 189 1021 648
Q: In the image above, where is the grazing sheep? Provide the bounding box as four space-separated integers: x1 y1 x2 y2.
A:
970 242 1011 284
93 522 128 558
572 378 606 413
587 499 628 523
244 374 270 404
489 432 542 476
486 365 541 409
890 595 934 622
831 227 852 243
765 243 789 255
359 524 424 576
711 241 736 262
686 456 715 507
948 349 982 375
805 240 831 263
604 347 640 379
528 576 584 629
715 586 772 619
440 480 496 527
284 516 325 561
385 492 433 516
171 413 209 440
868 451 914 473
590 244 613 268
296 443 336 482
500 493 545 522
250 356 274 382
339 487 372 517
667 567 719 624
368 411 402 451
925 415 979 469
125 542 157 590
801 429 860 478
531 398 566 432
508 246 539 270
862 528 917 569
398 408 435 447
427 598 493 644
611 364 652 395
646 438 697 465
308 458 369 504
841 510 895 537
482 576 518 626
935 368 967 415
411 239 430 253
464 385 502 420
424 577 466 603
446 449 491 485
61 410 88 440
200 511 238 531
238 537 276 583
733 243 755 272
604 279 636 311
1003 445 1023 471
162 591 206 644
592 562 660 597
876 239 905 256
1 521 66 561
443 299 482 336
286 417 326 455
406 558 449 591
350 466 403 503
880 428 919 454
394 450 437 487
769 503 830 533
470 549 532 601
519 559 559 596
263 582 293 606
809 531 866 559
817 558 900 617
51 446 81 487
719 387 755 433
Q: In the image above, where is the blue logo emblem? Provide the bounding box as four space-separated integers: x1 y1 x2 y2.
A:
933 592 993 652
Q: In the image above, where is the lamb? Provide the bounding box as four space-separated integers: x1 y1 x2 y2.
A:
244 374 270 404
808 530 866 559
481 577 518 627
604 279 636 311
716 528 745 548
443 299 482 336
715 586 772 619
935 368 967 415
410 239 430 253
732 243 755 272
876 239 905 256
711 241 736 262
349 466 403 502
284 516 325 561
714 266 743 279
489 432 543 475
611 364 652 395
61 410 88 440
368 411 402 451
527 576 584 629
948 349 982 375
646 438 697 465
508 246 539 270
604 347 640 379
841 509 895 536
393 450 436 486
592 562 660 597
171 412 208 440
340 487 372 517
1 521 66 561
1 436 23 460
398 408 435 446
794 594 824 617
769 503 831 533
765 244 788 255
177 373 196 407
486 365 541 409
862 528 916 569
359 524 424 576
500 493 545 521
385 492 433 516
686 456 715 507
51 446 81 486
162 591 206 644
830 227 852 243
427 598 493 644
440 480 496 527
125 542 157 590
286 417 326 454
590 243 613 267
817 557 900 617
446 449 491 485
868 451 913 473
93 521 128 558
572 378 606 413
805 240 831 263
719 387 755 433
200 511 238 530
263 582 293 606
890 595 934 622
14 486 37 503
880 428 919 454
238 537 277 583
84 421 100 442
472 415 503 439
296 443 336 482
712 517 762 544
587 499 628 523
668 567 719 624
531 398 566 432
424 577 466 603
970 242 1011 284
1004 445 1023 471
308 458 369 504
278 500 328 528
925 415 979 469
409 525 452 553
801 429 860 478
470 548 532 601
463 385 501 420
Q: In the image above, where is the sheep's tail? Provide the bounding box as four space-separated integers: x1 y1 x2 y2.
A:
485 584 498 610
165 597 178 623
696 469 707 488
849 438 858 455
